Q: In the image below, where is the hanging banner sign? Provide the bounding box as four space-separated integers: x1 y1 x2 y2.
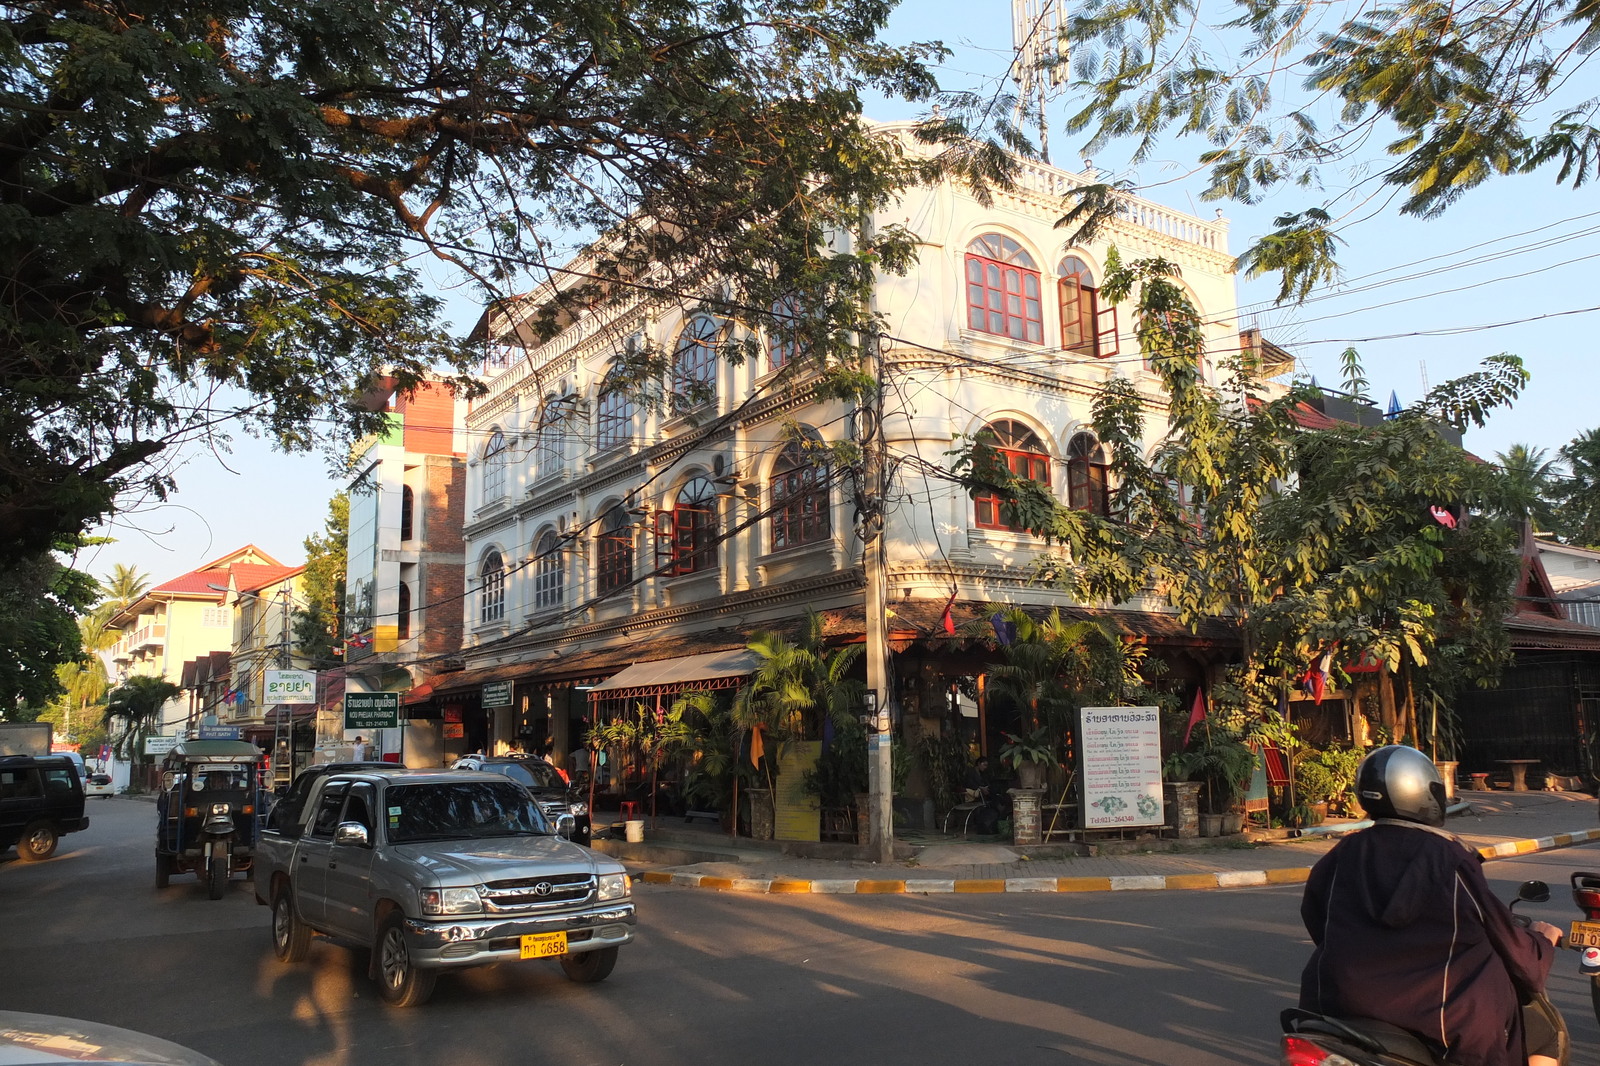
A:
1078 706 1165 830
264 669 317 705
345 692 401 730
482 681 514 708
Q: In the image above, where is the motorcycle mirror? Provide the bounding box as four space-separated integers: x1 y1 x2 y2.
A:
1518 879 1551 903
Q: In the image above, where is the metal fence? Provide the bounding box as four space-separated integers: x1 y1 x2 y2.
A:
1456 653 1600 782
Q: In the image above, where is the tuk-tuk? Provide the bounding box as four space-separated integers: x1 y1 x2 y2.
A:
155 740 269 899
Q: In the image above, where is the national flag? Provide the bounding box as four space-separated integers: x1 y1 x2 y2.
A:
991 613 1017 646
1429 505 1457 530
1181 687 1206 747
749 723 766 767
940 589 958 635
1300 649 1333 704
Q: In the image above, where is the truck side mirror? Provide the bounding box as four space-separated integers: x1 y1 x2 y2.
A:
161 771 178 792
334 822 370 847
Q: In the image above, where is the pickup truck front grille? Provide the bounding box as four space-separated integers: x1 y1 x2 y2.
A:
481 872 594 911
537 800 569 819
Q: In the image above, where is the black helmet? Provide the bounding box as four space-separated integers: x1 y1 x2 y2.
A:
1355 745 1447 827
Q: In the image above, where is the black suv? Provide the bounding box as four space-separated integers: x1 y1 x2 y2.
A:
452 754 592 845
265 761 395 836
0 754 89 861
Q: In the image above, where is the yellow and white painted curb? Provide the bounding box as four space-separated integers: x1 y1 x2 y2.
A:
635 827 1600 894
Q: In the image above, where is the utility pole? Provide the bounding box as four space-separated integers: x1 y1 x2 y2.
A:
857 210 896 865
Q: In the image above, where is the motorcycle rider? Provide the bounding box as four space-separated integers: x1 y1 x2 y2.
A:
1298 745 1564 1066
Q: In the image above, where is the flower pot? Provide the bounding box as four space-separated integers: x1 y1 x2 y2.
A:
1017 761 1047 790
1221 812 1244 835
1433 760 1458 802
1199 813 1224 837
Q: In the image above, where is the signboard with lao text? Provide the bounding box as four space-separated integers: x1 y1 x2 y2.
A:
144 735 179 756
345 692 401 730
264 669 317 705
197 725 240 740
482 681 514 708
1078 706 1164 830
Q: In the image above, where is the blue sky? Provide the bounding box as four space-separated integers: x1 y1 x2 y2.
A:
79 0 1598 587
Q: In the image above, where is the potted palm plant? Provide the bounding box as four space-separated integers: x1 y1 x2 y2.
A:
999 727 1054 790
1165 729 1255 835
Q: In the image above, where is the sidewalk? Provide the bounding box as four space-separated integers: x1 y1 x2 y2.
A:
595 790 1600 894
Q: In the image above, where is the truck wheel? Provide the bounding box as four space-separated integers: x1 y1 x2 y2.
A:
206 843 228 900
155 852 173 889
375 915 436 1007
17 821 58 862
272 892 310 963
559 946 618 984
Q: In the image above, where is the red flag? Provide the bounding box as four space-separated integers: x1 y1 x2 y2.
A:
1182 687 1206 747
940 589 958 635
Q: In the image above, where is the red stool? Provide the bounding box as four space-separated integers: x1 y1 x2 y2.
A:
619 801 639 820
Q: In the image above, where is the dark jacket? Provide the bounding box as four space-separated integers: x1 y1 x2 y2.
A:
1299 821 1554 1066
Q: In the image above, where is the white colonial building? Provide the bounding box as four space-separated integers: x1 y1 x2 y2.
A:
424 124 1260 796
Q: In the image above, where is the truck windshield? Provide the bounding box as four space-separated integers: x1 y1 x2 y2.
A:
385 781 551 843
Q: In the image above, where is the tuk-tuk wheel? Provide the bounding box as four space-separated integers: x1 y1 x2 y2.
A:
375 914 436 1007
206 844 228 900
17 821 58 862
155 852 173 889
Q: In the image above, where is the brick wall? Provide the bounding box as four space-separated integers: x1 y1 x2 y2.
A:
396 381 462 458
419 455 466 658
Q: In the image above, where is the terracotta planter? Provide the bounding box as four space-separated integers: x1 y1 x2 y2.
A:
1017 761 1047 790
1199 813 1225 837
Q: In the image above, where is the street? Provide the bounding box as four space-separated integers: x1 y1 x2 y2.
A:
5 799 1599 1066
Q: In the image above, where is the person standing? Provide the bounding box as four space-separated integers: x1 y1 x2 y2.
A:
351 735 372 761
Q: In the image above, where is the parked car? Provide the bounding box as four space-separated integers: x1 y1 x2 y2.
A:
452 753 591 845
254 767 634 1007
0 1010 223 1066
0 755 89 861
84 773 114 799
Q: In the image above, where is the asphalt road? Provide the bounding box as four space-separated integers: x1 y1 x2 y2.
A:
4 798 1599 1066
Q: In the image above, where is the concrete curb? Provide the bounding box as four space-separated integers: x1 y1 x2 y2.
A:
635 827 1600 895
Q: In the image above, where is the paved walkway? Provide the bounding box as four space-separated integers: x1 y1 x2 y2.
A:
601 790 1600 894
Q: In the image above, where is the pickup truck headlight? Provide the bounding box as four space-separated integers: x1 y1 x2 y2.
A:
597 873 630 901
568 801 589 816
420 887 483 916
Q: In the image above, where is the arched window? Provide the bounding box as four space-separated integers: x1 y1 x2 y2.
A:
973 420 1050 532
1067 433 1110 516
965 235 1042 343
533 531 563 609
481 430 507 502
771 438 830 551
396 581 411 641
1059 256 1118 358
595 382 635 452
399 485 414 541
533 396 566 474
656 477 718 575
768 295 803 371
478 549 505 625
672 314 724 413
596 506 633 595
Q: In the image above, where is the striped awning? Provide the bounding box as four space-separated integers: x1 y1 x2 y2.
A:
588 649 762 697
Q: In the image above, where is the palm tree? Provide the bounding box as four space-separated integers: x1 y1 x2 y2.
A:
102 564 151 610
1557 429 1600 547
1494 443 1560 533
103 675 181 785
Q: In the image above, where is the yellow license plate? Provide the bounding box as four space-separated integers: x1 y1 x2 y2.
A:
520 931 568 959
1568 920 1600 949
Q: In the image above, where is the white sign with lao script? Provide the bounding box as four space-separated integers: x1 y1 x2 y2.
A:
263 669 317 705
144 735 179 756
1078 706 1164 830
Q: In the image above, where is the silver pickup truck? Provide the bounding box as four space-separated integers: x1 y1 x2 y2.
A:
253 767 634 1006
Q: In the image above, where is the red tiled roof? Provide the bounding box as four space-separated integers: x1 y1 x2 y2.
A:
148 562 299 598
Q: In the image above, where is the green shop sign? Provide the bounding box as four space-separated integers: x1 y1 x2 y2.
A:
482 681 514 708
345 692 401 730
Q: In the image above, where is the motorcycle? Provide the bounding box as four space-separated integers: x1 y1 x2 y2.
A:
1566 871 1600 1024
1281 879 1571 1066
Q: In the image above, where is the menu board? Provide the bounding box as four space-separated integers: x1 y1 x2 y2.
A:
1078 707 1164 829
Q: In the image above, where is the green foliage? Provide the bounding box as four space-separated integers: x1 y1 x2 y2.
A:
0 548 99 713
293 492 348 665
1494 444 1561 535
732 609 864 787
1554 429 1600 547
102 675 183 769
802 717 871 809
1295 746 1364 812
1055 0 1600 300
0 0 974 565
998 727 1057 770
1166 729 1256 814
913 731 972 816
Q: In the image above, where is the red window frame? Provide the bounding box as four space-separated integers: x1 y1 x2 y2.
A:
770 442 830 551
1067 434 1110 516
655 478 719 575
973 420 1051 532
965 236 1042 343
1059 257 1119 358
596 508 633 594
672 315 722 413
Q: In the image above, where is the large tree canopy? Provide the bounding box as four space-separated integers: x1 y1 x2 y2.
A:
0 0 957 564
1046 0 1600 299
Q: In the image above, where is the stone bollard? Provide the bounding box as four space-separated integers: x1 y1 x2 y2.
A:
1163 781 1201 839
1010 788 1043 846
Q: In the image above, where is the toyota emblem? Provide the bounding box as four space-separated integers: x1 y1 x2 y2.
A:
532 881 552 896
